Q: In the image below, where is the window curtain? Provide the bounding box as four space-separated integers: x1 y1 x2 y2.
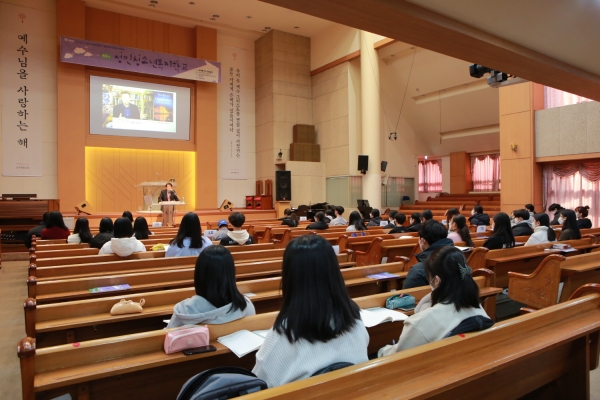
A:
471 154 501 192
543 161 600 228
544 87 591 109
418 160 442 193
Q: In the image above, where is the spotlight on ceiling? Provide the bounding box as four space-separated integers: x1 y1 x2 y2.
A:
189 1 195 4
294 26 299 29
469 64 529 88
246 16 252 18
213 14 219 18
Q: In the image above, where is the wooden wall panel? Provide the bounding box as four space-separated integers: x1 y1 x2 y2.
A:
499 111 533 160
85 147 196 213
499 81 531 116
449 151 472 194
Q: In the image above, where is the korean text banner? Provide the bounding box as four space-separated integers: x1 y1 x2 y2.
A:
60 36 221 83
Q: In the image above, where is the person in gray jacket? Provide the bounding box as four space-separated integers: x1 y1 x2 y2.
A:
166 245 255 328
329 206 348 226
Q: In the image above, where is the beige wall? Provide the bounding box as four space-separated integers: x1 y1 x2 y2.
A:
0 0 58 198
287 161 326 204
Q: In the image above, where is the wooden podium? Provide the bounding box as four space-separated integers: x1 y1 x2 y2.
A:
275 201 291 218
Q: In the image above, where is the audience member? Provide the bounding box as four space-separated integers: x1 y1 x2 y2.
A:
524 204 536 228
330 206 348 226
575 206 592 229
346 211 366 232
482 212 515 250
558 209 581 241
253 235 368 387
90 218 114 249
281 209 299 228
379 247 491 356
122 211 134 224
305 212 329 230
468 205 490 226
367 209 382 227
99 217 146 256
403 220 453 289
406 212 422 232
511 209 534 236
389 213 409 233
525 213 557 246
383 210 397 229
41 211 70 240
133 217 152 240
548 203 565 225
25 212 49 249
166 212 213 257
325 209 335 222
220 212 254 245
446 215 474 246
212 219 230 241
67 217 93 244
444 208 461 227
421 210 433 223
166 245 256 328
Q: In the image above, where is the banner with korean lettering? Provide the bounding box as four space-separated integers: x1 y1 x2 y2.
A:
60 37 221 83
218 46 249 180
1 4 44 176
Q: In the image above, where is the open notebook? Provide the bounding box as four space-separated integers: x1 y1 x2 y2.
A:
360 307 408 328
217 329 271 358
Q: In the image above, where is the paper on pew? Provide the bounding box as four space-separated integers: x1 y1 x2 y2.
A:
217 330 266 358
400 236 413 239
360 307 408 328
455 246 471 252
332 245 340 255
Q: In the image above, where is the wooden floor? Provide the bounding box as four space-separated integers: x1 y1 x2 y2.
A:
1 258 600 399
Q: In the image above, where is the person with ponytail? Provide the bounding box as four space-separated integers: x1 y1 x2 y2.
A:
575 206 592 229
525 213 557 246
378 247 492 356
446 215 474 247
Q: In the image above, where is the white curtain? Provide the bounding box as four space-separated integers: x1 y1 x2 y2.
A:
544 87 591 109
471 154 501 192
418 161 442 193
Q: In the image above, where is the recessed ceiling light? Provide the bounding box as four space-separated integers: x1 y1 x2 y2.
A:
210 18 216 21
150 0 158 3
294 26 299 29
213 14 219 18
265 26 271 30
246 16 252 18
189 1 195 4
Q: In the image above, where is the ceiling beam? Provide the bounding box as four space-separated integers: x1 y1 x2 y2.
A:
440 124 499 140
259 0 600 101
414 80 490 104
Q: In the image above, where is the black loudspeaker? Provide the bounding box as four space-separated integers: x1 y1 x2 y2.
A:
358 155 369 173
276 171 291 201
381 161 388 172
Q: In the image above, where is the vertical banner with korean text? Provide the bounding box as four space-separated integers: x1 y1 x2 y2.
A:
1 4 44 176
218 46 248 179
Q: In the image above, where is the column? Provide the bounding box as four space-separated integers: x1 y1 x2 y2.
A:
360 31 381 209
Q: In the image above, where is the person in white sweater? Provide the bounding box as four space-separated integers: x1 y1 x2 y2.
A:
253 235 369 388
166 245 255 328
378 246 492 357
525 213 557 246
99 217 146 256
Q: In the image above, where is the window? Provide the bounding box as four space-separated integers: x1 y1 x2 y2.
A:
471 154 501 192
418 160 442 193
544 87 591 109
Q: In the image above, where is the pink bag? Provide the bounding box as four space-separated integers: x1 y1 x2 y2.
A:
164 325 210 354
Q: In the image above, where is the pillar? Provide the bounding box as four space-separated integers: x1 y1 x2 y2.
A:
360 31 381 209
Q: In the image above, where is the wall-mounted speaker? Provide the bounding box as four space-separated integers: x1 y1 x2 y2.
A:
358 155 369 174
381 160 388 172
275 170 291 201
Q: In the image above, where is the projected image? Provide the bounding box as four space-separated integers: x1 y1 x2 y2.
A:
101 84 176 133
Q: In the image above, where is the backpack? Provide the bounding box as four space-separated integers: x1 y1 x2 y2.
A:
176 367 267 400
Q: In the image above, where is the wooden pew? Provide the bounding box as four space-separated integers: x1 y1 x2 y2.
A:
17 276 500 400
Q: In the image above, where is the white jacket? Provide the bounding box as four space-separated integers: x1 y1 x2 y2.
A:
67 233 81 244
165 236 212 257
99 237 146 256
525 226 556 246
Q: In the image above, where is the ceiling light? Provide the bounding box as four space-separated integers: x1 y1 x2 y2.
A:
150 0 158 3
189 1 195 4
210 18 216 21
294 26 299 29
246 16 252 18
213 14 219 18
265 26 271 30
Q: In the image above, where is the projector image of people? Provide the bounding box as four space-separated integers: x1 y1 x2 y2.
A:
112 92 141 119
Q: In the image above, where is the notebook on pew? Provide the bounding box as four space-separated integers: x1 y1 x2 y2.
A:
217 329 271 358
366 272 400 280
360 307 408 328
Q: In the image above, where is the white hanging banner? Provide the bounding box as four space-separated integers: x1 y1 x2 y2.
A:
1 4 44 176
219 45 248 180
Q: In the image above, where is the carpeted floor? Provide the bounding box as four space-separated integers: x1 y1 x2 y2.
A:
1 259 600 399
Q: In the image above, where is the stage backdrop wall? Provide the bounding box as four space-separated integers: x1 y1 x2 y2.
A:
85 147 195 213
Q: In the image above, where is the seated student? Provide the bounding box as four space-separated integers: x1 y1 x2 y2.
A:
366 209 382 226
482 212 515 250
469 205 490 226
166 212 213 256
403 220 454 289
67 217 94 244
378 247 492 356
444 208 461 227
383 210 397 229
421 210 433 223
575 206 592 229
122 211 134 224
525 213 557 246
548 203 565 225
305 212 329 230
330 206 348 226
558 209 582 241
406 212 422 232
325 209 335 222
212 219 230 241
132 216 153 240
346 211 366 232
220 212 254 245
25 212 49 249
166 245 256 328
41 211 71 240
281 209 299 228
447 215 474 246
524 204 536 228
389 213 409 233
511 209 534 236
90 218 114 249
253 235 369 388
99 217 146 256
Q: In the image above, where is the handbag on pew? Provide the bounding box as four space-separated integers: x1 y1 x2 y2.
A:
110 298 145 315
385 293 416 310
164 325 210 355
